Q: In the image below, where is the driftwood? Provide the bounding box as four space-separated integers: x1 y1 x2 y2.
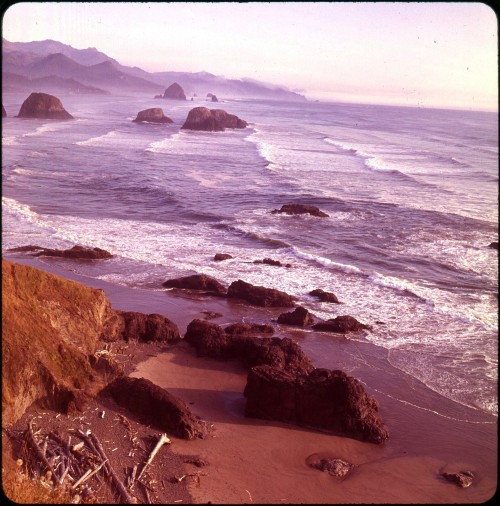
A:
136 433 170 483
26 420 58 483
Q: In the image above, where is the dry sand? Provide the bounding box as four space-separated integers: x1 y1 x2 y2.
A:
5 255 498 503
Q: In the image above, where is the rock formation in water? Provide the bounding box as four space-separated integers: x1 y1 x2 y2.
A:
9 244 113 259
227 279 297 307
162 273 227 295
277 306 315 326
312 315 371 333
271 204 329 218
211 95 218 102
132 107 173 123
16 92 74 119
2 104 6 117
163 82 187 100
309 288 340 303
181 107 247 132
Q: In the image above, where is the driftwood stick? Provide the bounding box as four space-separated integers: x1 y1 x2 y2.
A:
129 464 138 489
26 421 58 484
72 460 107 490
89 432 136 504
136 433 170 482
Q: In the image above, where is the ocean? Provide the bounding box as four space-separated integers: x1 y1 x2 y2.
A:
2 93 498 420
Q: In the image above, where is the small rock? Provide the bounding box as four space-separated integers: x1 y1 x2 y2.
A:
442 471 474 488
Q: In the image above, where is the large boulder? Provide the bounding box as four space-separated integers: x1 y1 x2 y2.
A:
105 376 208 439
163 82 186 100
8 244 112 260
227 279 297 307
277 306 315 326
181 107 247 132
309 288 340 303
162 273 227 295
133 107 173 123
16 92 74 120
184 319 314 376
271 204 329 218
312 315 371 334
244 366 389 444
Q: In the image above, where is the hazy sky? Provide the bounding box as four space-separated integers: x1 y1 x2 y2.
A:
2 2 498 110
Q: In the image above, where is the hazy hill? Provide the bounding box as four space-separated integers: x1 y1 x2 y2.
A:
2 38 306 101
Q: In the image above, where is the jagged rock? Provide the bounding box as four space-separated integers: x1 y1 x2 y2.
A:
277 306 315 326
2 104 6 117
8 244 113 259
271 204 329 218
162 273 227 295
163 82 186 100
488 241 498 249
105 376 208 440
307 455 355 478
224 322 274 337
253 258 291 268
213 253 233 261
227 279 297 307
16 92 74 119
244 365 389 444
312 315 371 333
133 107 173 123
184 319 314 375
309 288 340 303
103 310 180 343
442 471 474 488
181 107 247 132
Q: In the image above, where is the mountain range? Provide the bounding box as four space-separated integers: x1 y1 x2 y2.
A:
2 38 306 101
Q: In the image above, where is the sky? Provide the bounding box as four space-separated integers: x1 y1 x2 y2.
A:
2 2 498 110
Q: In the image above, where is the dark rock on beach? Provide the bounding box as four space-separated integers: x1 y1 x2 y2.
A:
271 203 329 218
224 322 274 337
307 455 355 478
227 279 297 307
132 107 173 123
103 310 181 343
181 107 247 132
309 288 340 303
105 376 208 440
441 471 474 488
312 315 371 333
244 365 389 444
162 273 227 295
8 244 113 259
163 82 187 100
277 306 315 326
213 253 233 261
16 92 74 120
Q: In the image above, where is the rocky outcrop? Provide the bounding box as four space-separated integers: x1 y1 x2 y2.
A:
181 107 247 132
244 366 389 444
163 82 186 100
312 315 371 334
277 306 315 326
309 288 340 303
271 204 329 218
223 322 274 337
253 258 291 268
184 319 314 375
105 376 208 439
441 471 474 488
227 279 297 307
2 104 6 117
211 95 218 102
162 273 227 295
213 253 233 261
16 92 74 119
133 107 173 123
8 244 113 259
103 311 180 343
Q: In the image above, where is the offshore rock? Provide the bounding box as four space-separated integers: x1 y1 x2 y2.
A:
2 104 6 117
254 258 291 267
105 376 208 439
488 241 498 249
211 94 219 102
181 107 247 132
162 273 227 295
8 244 113 259
277 306 315 326
133 107 173 123
309 288 340 303
16 92 74 119
213 253 233 261
227 279 297 307
244 366 389 444
312 315 371 333
271 203 329 218
163 82 187 100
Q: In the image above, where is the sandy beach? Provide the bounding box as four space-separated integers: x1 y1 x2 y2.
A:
4 254 497 503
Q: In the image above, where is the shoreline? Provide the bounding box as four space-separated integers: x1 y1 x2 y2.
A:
4 253 497 503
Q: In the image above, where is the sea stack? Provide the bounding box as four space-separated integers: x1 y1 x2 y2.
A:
2 104 6 117
163 82 187 100
181 107 247 132
132 108 173 123
16 92 74 120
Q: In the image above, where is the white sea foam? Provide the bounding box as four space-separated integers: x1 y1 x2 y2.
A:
145 132 182 153
2 136 19 145
290 246 362 274
75 130 122 146
245 128 282 171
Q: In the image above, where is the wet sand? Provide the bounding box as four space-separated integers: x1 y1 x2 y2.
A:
5 254 497 503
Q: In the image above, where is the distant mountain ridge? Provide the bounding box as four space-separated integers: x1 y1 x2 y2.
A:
2 38 306 101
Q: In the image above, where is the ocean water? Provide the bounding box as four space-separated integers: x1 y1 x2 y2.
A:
2 93 498 419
